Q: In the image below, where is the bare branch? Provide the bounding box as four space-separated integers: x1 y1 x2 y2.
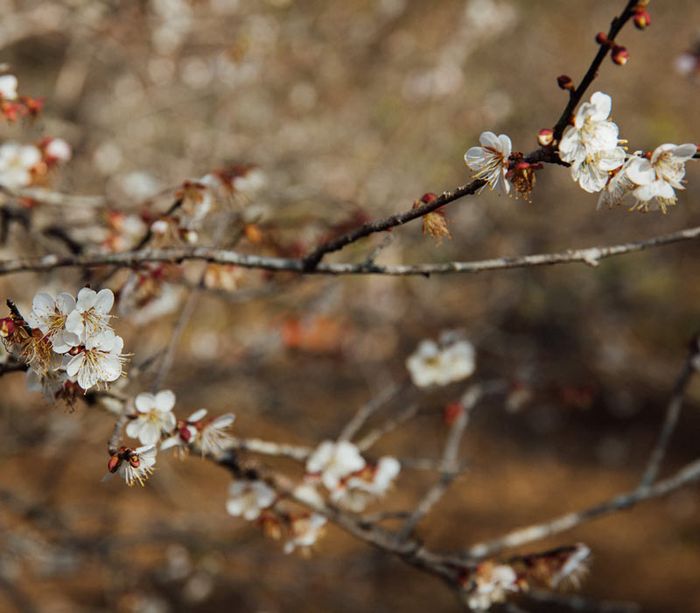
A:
338 381 407 442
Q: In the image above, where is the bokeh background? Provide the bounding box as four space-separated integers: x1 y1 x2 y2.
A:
0 0 699 611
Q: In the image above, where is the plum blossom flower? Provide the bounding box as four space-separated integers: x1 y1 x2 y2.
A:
0 143 41 189
110 446 157 487
226 480 276 521
43 138 72 163
65 288 114 342
283 513 327 554
0 75 18 100
62 329 124 391
466 563 519 611
597 157 637 209
406 337 476 387
126 390 177 445
24 292 76 350
160 408 235 456
332 456 401 511
306 441 366 492
626 143 697 212
559 92 619 166
464 131 512 194
571 146 626 193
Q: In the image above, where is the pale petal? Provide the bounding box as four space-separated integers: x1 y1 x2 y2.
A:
626 158 655 186
94 289 114 314
135 393 155 413
76 287 98 310
187 408 208 422
56 293 76 315
589 92 612 121
154 389 176 412
479 131 500 150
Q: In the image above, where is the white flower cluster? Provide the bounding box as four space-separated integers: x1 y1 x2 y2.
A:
406 335 476 388
0 138 71 190
559 91 697 212
23 288 124 395
304 440 401 512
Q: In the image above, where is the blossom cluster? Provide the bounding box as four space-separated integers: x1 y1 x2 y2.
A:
0 138 71 191
464 92 697 213
1 288 125 398
0 73 43 122
108 389 236 486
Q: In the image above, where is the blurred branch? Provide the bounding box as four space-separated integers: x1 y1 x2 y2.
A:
638 339 699 489
1 224 699 277
462 456 700 560
0 360 29 376
338 381 407 442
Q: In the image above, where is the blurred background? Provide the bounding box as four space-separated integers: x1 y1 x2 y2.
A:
0 0 699 611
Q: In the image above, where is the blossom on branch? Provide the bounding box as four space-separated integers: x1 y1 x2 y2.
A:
65 288 115 343
406 335 476 387
127 390 177 445
464 131 512 195
160 408 236 456
226 480 276 521
464 562 519 612
306 440 366 491
0 143 41 189
626 143 698 212
62 329 125 391
108 445 158 487
0 74 18 100
283 513 327 555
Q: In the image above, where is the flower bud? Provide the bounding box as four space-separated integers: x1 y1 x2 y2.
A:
612 45 629 65
107 454 121 473
0 317 15 337
633 8 651 30
420 192 438 204
595 32 609 46
556 75 574 91
537 129 554 147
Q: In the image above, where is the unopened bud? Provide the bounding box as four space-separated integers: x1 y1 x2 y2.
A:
557 75 574 91
633 8 651 29
595 32 609 46
0 317 15 337
612 45 629 65
537 129 554 146
107 455 121 473
420 192 438 204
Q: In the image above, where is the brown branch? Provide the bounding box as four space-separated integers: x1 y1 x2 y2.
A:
1 224 699 278
462 457 700 560
638 339 699 489
338 381 407 442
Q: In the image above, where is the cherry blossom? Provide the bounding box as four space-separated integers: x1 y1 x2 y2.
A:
226 480 276 521
626 143 697 212
160 408 235 456
406 337 476 387
112 446 157 487
464 131 512 194
332 456 401 511
24 292 76 350
126 390 177 445
571 146 626 193
466 563 519 612
306 440 366 492
0 74 18 100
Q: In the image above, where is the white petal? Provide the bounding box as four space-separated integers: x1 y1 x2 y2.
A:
479 131 500 149
76 287 98 310
188 408 208 422
497 134 512 157
626 158 655 185
589 92 612 121
135 393 155 413
94 289 114 314
155 389 176 412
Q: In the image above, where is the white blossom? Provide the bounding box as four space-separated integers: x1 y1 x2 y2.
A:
65 288 114 342
466 564 519 612
570 146 626 193
464 131 512 195
63 329 124 391
406 337 476 387
117 445 157 487
597 157 637 209
226 480 276 521
0 143 41 190
44 138 72 162
0 74 18 100
626 143 697 212
559 92 619 166
25 292 76 350
126 390 177 445
283 513 327 554
333 456 401 511
306 441 366 491
160 408 235 455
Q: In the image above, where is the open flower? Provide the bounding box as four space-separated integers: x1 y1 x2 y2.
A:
24 291 76 350
0 143 41 189
63 329 124 391
466 563 519 612
283 513 327 554
464 131 512 194
333 456 401 511
306 441 366 491
109 446 157 487
626 143 697 212
597 157 637 209
559 92 619 166
160 408 235 456
226 480 276 521
126 390 177 445
65 288 114 342
0 75 18 100
406 337 476 387
570 146 626 193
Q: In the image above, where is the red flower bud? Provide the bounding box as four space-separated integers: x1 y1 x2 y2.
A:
107 455 121 473
420 192 438 204
611 45 629 65
556 75 574 91
595 32 609 46
537 129 554 147
633 8 651 30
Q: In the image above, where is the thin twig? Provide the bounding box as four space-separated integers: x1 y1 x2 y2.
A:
1 224 698 278
638 342 698 489
338 381 406 442
462 457 700 560
356 403 419 452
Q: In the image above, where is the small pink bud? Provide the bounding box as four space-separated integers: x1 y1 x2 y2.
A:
420 192 438 204
595 32 609 46
612 45 629 65
633 8 651 30
537 129 554 146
